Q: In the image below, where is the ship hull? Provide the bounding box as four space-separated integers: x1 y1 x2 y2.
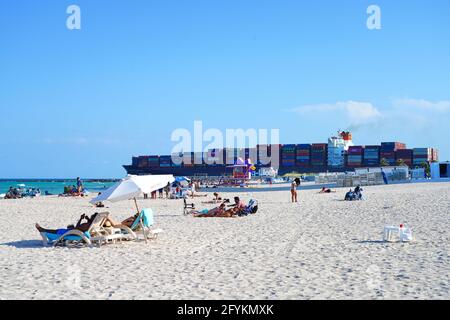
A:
123 165 351 176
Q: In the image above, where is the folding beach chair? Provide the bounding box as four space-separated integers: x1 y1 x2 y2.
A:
183 198 195 215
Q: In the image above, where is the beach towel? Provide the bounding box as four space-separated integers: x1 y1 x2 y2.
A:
131 208 155 230
45 230 91 242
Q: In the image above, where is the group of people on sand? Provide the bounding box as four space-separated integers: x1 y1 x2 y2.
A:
4 187 41 199
4 187 23 199
188 196 249 218
290 176 342 202
59 177 85 197
345 185 363 201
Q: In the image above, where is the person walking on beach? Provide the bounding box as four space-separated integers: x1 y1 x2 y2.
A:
291 180 298 203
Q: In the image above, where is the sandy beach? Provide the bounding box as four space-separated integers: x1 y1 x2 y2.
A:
0 182 448 300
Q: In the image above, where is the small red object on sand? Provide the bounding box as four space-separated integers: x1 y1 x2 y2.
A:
400 224 404 228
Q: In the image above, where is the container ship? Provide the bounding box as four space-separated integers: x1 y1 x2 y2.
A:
123 132 439 176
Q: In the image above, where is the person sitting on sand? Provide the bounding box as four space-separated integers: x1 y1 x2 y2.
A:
354 185 363 200
344 187 363 201
319 187 336 194
345 189 354 201
6 187 22 199
226 197 246 216
58 185 84 197
5 187 15 199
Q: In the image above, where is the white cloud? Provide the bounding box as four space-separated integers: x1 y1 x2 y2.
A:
290 101 382 127
393 99 450 113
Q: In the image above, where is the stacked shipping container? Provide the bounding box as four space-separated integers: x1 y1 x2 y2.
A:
413 148 432 167
257 144 281 167
137 156 148 168
395 149 413 167
148 156 160 167
171 153 183 167
204 149 222 166
347 146 363 167
380 142 406 166
281 144 296 167
159 155 172 167
311 143 328 166
224 148 238 165
363 145 380 167
183 152 194 167
245 148 257 162
194 152 204 166
296 144 311 167
127 139 439 176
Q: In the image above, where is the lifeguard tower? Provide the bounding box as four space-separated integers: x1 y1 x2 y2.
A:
221 158 256 186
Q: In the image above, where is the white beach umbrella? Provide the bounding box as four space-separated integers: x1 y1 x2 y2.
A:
90 174 175 204
89 174 174 242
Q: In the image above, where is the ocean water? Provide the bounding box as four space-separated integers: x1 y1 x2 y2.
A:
0 180 116 195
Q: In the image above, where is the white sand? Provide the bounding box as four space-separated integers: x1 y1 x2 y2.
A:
0 182 448 300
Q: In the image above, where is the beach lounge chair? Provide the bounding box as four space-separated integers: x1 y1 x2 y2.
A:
132 208 163 240
114 208 163 241
238 199 259 216
40 212 136 247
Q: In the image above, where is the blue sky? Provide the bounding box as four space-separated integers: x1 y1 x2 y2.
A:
1 0 449 178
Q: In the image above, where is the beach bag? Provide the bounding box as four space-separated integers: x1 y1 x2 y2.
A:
345 192 353 201
249 200 258 214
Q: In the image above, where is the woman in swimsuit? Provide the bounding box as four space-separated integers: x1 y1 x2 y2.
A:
291 181 298 203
